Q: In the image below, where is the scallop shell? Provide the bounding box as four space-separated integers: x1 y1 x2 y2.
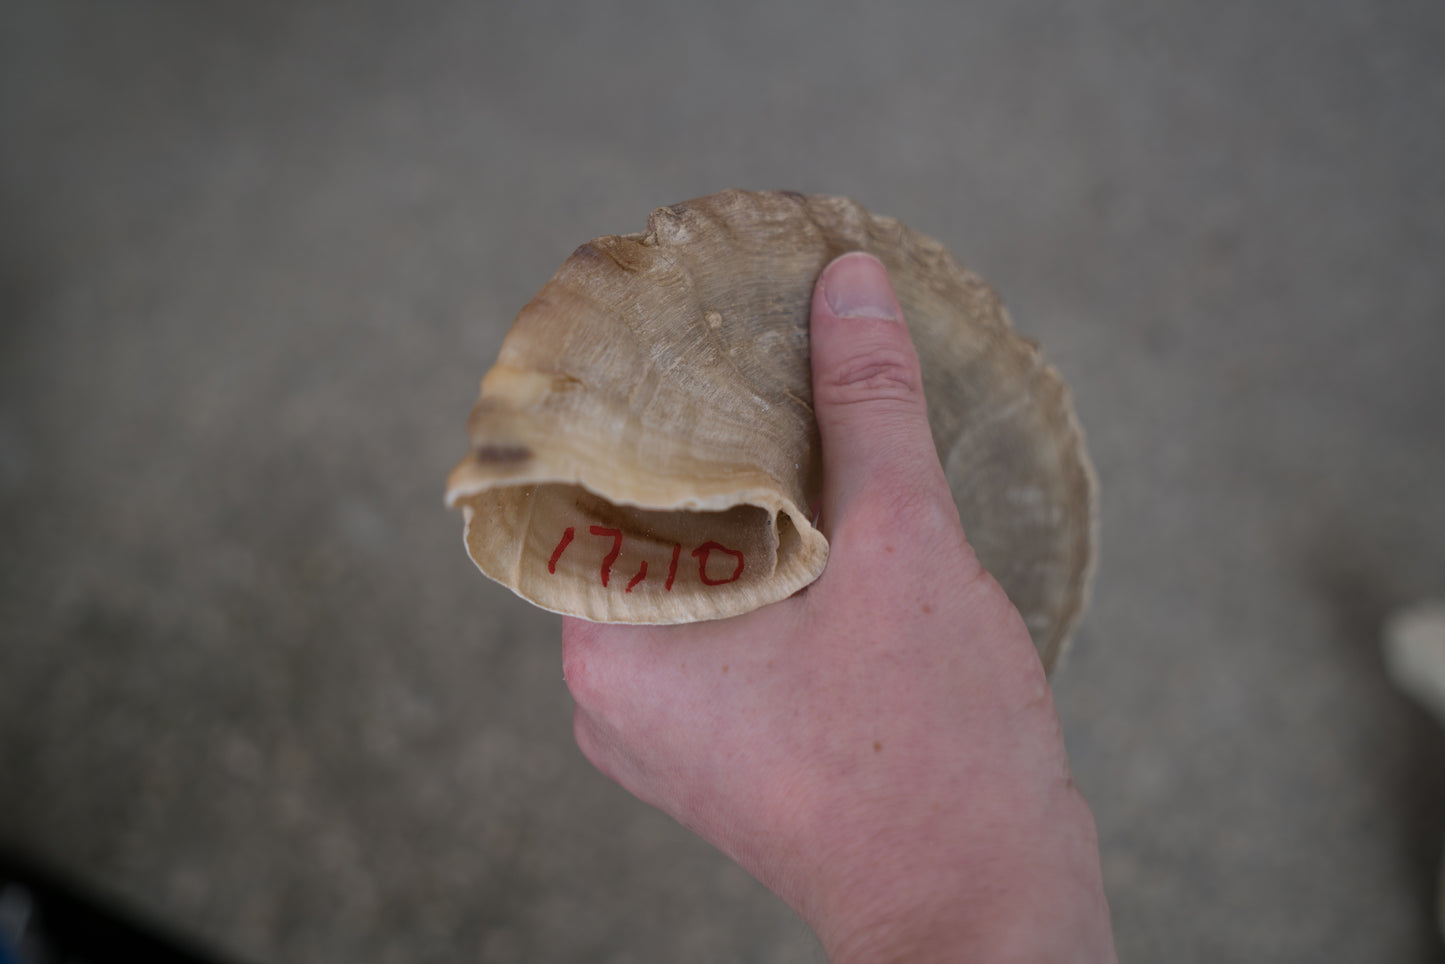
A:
446 190 1096 671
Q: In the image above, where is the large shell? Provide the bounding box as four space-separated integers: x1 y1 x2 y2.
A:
446 190 1096 671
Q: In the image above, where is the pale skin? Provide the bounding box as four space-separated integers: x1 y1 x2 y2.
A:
562 252 1117 962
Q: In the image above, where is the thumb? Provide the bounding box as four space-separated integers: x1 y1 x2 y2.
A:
810 251 950 530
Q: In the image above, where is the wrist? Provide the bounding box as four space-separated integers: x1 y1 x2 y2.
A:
808 792 1116 964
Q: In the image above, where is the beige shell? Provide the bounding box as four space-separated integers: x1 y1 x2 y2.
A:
446 189 1096 671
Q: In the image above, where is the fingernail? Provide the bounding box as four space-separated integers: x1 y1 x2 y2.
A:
823 252 903 322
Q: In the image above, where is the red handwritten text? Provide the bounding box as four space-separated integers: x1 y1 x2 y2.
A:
692 541 746 586
546 527 745 591
547 527 575 574
625 561 648 593
588 525 624 587
665 543 681 591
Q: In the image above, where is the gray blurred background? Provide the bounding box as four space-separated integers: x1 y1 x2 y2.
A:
3 1 1444 961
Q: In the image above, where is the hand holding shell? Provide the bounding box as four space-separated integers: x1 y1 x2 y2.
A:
445 190 1096 672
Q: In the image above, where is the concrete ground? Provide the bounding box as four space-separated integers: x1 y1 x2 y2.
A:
3 1 1444 961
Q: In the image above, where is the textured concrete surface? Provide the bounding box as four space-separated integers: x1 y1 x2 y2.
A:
3 1 1444 961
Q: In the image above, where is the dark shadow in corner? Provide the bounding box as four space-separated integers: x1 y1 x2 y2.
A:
0 845 248 964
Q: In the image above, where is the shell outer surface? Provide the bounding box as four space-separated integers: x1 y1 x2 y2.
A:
446 189 1097 671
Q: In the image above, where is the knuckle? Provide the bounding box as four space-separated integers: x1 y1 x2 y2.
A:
560 620 606 709
817 342 924 409
842 479 956 546
571 707 614 778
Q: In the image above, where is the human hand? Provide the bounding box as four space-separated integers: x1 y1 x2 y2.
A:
561 252 1116 962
